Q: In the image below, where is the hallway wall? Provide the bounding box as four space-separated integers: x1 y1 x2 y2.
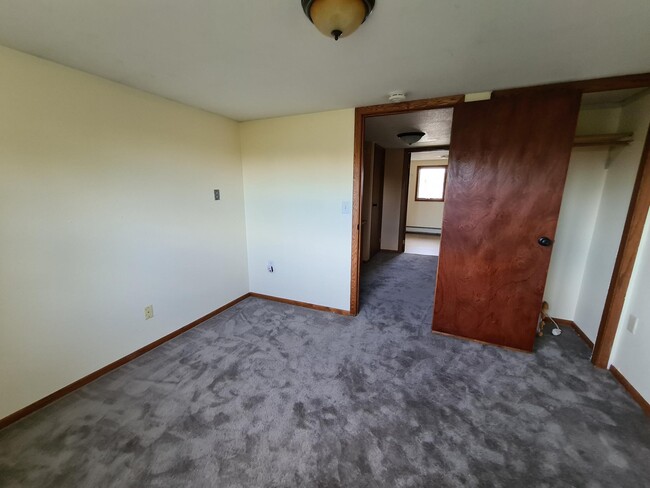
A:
406 159 447 230
380 149 405 251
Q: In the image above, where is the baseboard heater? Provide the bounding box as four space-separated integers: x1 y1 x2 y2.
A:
406 226 441 235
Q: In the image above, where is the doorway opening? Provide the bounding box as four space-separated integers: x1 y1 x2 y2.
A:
350 76 649 361
357 107 454 314
403 148 449 257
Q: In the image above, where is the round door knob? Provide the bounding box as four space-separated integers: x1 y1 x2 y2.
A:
538 236 554 247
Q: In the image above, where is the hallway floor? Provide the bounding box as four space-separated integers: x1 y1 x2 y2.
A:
404 232 440 256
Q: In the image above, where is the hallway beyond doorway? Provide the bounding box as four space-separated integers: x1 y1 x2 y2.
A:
404 232 440 256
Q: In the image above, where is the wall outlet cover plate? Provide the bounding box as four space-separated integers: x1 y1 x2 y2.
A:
627 315 638 334
144 305 154 320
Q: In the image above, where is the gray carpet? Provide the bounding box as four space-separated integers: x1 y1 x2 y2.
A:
1 252 649 487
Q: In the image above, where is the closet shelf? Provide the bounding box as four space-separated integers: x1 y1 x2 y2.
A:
573 132 633 147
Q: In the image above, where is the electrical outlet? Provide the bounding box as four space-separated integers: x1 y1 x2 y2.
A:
267 261 274 273
627 314 638 334
214 189 220 201
144 305 154 320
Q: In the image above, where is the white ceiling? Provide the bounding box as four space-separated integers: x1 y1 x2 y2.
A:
0 1 648 121
365 108 453 148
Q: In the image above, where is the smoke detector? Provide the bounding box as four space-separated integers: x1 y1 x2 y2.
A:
388 91 406 103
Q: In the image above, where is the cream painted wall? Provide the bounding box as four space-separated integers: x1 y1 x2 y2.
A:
610 217 650 401
406 159 447 229
607 92 650 402
3 43 645 421
380 149 405 251
573 105 623 134
0 46 249 419
573 93 650 342
240 110 354 311
544 107 620 319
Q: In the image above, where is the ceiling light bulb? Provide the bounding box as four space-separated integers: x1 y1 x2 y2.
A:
302 0 375 40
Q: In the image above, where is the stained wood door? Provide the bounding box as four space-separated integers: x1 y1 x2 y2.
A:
361 142 373 262
369 145 385 259
433 90 580 351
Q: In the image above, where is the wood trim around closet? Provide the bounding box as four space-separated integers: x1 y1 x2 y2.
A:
592 124 650 368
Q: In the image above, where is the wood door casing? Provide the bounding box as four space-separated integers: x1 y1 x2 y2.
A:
397 150 410 253
369 144 385 259
433 90 581 351
360 142 373 262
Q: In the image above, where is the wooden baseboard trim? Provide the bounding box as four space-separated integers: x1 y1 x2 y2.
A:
551 318 594 349
0 293 251 431
609 366 650 416
249 292 351 316
405 227 442 236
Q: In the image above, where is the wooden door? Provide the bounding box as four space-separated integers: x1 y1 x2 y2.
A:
369 145 385 259
361 142 373 262
433 90 580 351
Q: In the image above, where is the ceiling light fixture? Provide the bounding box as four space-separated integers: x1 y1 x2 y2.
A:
397 131 425 145
302 0 375 41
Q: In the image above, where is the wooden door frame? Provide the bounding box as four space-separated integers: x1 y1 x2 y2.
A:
368 143 386 260
397 149 410 253
350 96 464 315
349 73 650 365
591 123 650 368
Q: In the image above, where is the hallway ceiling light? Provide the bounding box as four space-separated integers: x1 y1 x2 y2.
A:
302 0 375 41
397 131 425 145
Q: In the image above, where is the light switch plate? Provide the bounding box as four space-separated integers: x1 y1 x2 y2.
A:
341 201 351 215
214 189 220 201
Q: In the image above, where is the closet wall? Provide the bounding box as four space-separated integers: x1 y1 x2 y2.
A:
544 106 620 320
545 91 650 347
